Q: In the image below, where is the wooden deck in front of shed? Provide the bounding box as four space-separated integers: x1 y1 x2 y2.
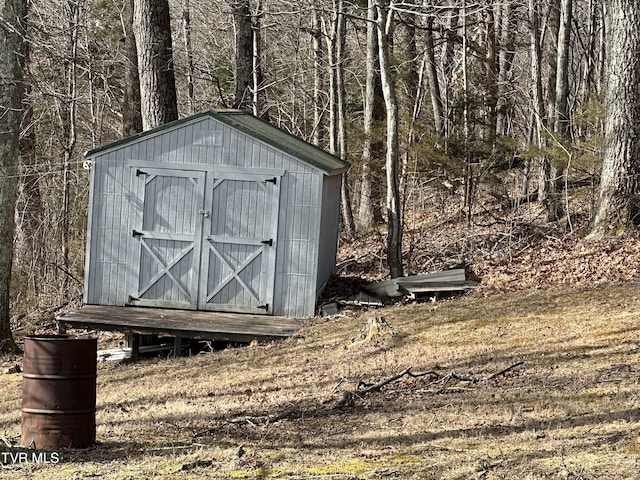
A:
57 305 302 347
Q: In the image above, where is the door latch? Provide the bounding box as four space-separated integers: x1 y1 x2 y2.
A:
199 209 210 218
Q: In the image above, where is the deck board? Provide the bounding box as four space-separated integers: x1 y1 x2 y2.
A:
57 305 302 343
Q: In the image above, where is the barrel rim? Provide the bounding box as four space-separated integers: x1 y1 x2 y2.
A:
24 335 97 341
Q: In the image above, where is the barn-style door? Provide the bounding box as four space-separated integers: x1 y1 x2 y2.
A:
199 173 280 314
129 167 206 309
129 166 280 314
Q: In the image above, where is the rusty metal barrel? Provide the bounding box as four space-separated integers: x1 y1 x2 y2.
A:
21 335 97 450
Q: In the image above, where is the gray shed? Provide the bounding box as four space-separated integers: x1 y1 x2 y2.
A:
83 109 348 318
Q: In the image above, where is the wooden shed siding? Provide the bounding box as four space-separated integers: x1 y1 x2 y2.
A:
316 174 341 289
86 156 131 306
270 167 323 316
85 115 338 317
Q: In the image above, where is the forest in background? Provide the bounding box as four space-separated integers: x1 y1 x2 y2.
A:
2 0 629 331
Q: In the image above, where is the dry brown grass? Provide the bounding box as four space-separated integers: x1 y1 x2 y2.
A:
2 283 640 479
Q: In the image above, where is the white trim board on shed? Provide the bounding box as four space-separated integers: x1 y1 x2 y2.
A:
83 109 349 318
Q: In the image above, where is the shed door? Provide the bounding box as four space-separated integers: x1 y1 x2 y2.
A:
199 173 280 314
129 167 205 309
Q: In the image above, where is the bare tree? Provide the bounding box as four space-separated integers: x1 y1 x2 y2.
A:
484 1 498 143
0 0 27 353
133 0 179 129
441 1 459 138
231 0 252 110
58 0 81 303
375 0 403 278
311 1 325 147
17 31 44 304
555 0 573 137
358 0 384 230
588 0 640 239
122 0 143 136
424 14 443 136
496 0 515 136
323 0 355 238
182 0 196 114
335 0 355 239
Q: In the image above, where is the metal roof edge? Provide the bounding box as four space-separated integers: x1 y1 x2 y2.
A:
209 110 350 175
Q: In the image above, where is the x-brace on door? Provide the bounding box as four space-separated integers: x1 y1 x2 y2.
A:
128 167 205 309
129 166 280 314
198 173 280 314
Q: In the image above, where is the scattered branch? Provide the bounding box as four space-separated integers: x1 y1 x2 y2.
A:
337 367 441 407
175 459 213 472
193 408 302 437
484 360 524 380
194 362 525 437
338 361 524 405
0 436 16 448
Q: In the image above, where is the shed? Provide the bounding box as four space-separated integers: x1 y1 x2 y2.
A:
82 109 349 318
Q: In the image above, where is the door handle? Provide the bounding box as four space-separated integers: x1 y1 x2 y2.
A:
199 209 210 218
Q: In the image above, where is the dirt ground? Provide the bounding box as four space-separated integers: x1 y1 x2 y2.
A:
2 281 640 479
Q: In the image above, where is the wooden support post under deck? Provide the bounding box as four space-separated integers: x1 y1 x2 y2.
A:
173 336 184 357
57 320 67 335
125 333 140 360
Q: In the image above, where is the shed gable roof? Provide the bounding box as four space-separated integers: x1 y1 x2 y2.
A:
85 109 349 175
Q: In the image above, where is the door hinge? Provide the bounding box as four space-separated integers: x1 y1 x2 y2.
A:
265 177 277 185
132 229 144 237
257 303 269 311
261 239 273 246
136 169 147 177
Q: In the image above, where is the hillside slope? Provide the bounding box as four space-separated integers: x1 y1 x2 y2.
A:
2 282 640 478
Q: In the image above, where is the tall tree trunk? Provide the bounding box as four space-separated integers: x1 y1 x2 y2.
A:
529 0 545 201
545 0 560 133
597 2 606 96
322 5 338 159
133 0 179 129
529 0 546 136
484 1 498 143
0 0 27 353
462 0 472 222
183 0 196 114
323 0 354 238
358 0 384 230
555 0 572 137
122 0 143 136
424 15 443 136
231 0 252 110
375 0 403 279
581 0 598 106
60 0 80 303
17 35 44 304
251 0 267 118
397 2 419 202
335 1 355 239
545 0 572 222
441 2 459 137
538 0 561 216
496 0 515 136
311 2 324 147
588 0 640 239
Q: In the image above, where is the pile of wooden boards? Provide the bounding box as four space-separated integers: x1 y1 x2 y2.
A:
362 268 480 299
